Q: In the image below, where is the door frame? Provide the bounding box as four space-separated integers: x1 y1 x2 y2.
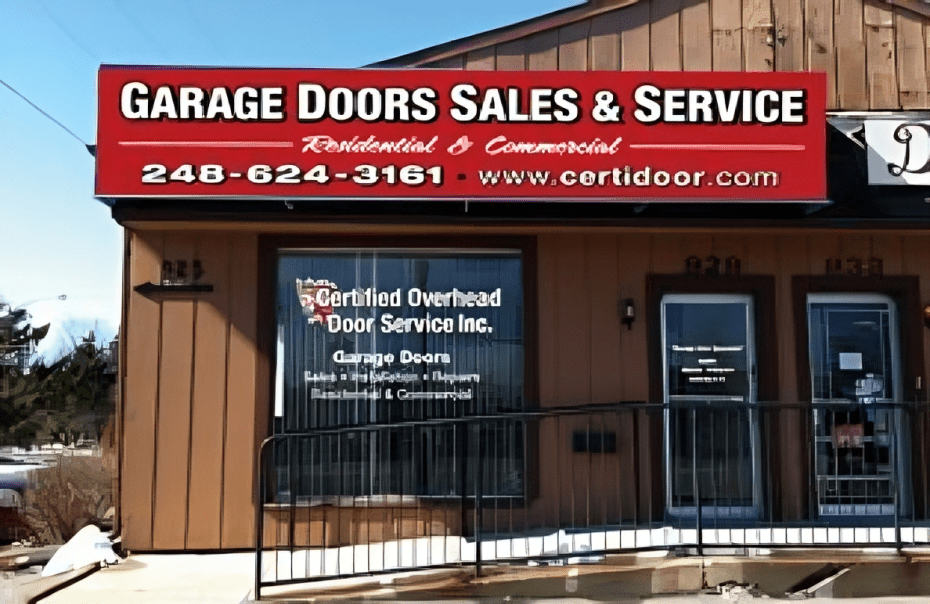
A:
660 292 762 519
792 276 923 519
646 275 778 520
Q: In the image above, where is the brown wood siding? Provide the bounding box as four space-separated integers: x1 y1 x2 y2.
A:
590 12 623 69
151 234 196 550
121 231 162 550
527 30 559 70
422 0 930 110
682 0 712 70
122 231 263 551
186 233 230 549
529 231 929 524
122 228 930 548
652 0 683 70
221 234 261 548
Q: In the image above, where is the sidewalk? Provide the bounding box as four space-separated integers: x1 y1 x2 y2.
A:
38 553 254 604
26 549 930 603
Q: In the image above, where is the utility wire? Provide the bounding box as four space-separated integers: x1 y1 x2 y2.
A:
0 78 93 154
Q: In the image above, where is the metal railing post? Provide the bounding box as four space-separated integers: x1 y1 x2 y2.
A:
255 436 274 602
475 420 484 577
692 406 702 555
894 405 902 550
459 423 468 566
242 401 930 590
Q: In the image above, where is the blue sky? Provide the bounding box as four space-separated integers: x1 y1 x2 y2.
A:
1 0 579 358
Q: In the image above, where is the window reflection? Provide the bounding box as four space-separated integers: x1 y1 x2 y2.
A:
808 294 908 517
662 294 760 519
273 250 525 501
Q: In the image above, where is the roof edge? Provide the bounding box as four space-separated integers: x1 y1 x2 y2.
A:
367 0 640 68
882 0 930 19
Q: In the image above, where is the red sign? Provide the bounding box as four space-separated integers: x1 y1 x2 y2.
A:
95 67 826 201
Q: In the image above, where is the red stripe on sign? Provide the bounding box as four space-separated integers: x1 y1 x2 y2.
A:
118 141 294 148
628 144 806 151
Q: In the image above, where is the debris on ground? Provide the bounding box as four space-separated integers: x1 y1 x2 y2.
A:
41 525 120 577
715 580 769 600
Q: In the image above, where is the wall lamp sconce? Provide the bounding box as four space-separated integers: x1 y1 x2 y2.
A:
924 304 930 329
620 298 635 330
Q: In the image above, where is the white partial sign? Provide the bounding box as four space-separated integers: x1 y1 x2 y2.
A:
865 120 930 185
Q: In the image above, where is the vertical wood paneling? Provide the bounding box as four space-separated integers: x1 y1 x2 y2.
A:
650 233 683 273
555 235 591 404
114 231 128 537
465 46 495 70
896 9 929 108
865 3 895 30
559 21 590 70
901 235 930 520
807 232 841 275
835 0 867 108
865 0 899 109
902 235 930 398
618 234 650 401
839 233 871 263
615 232 649 522
537 235 559 406
679 234 707 270
713 0 743 70
807 0 837 107
743 0 774 70
589 12 622 70
527 30 559 71
253 255 272 517
925 21 930 101
495 39 528 70
122 231 162 551
186 234 230 550
428 55 465 69
681 0 713 70
775 235 806 404
651 0 683 70
435 0 923 110
587 235 622 402
710 234 746 272
645 235 680 519
775 234 808 520
152 234 195 550
747 233 778 285
621 0 652 70
870 234 904 276
221 234 259 548
554 237 591 523
745 224 777 532
772 0 804 70
534 235 561 527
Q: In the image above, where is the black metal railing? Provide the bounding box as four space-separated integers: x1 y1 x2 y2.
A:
255 400 930 598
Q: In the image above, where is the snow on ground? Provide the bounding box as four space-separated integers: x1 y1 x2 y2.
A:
262 525 930 582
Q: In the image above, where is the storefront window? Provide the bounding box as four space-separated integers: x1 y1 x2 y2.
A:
273 249 525 501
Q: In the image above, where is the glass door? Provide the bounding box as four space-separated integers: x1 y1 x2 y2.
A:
807 293 910 517
662 294 761 520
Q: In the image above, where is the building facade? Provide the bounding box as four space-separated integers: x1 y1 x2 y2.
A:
98 0 930 572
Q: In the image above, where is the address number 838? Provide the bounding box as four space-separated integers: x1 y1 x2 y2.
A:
141 164 444 186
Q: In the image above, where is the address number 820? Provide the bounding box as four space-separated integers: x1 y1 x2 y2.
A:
141 164 444 186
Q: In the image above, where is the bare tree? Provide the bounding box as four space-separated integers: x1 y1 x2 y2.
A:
22 457 112 545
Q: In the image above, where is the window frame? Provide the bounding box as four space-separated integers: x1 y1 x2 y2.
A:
792 276 923 405
257 235 539 504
